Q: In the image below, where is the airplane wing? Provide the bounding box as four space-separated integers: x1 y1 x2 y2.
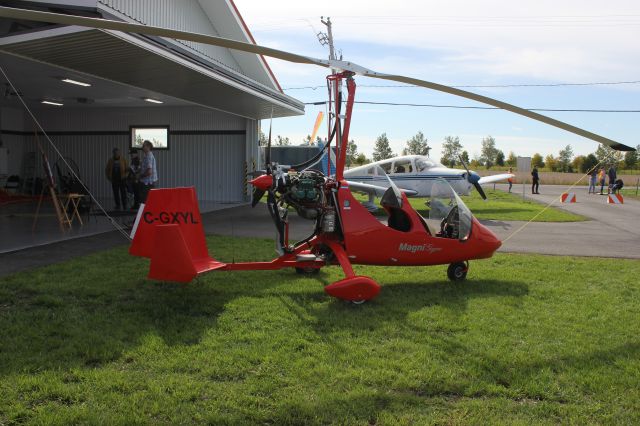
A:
346 180 418 197
478 173 514 185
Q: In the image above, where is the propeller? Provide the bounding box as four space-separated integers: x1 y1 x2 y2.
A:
0 6 635 152
458 156 487 200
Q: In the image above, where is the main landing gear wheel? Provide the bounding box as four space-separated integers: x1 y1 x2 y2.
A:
447 261 468 281
295 267 321 275
351 299 366 305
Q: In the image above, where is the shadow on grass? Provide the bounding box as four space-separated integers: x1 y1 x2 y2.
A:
0 265 288 376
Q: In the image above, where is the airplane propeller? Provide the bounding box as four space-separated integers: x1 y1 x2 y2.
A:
458 156 487 200
0 6 635 152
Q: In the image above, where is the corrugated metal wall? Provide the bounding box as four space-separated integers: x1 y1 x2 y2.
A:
98 0 246 78
3 105 248 204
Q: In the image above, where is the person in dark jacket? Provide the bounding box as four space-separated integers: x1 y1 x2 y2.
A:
105 148 128 209
607 166 617 194
531 166 540 194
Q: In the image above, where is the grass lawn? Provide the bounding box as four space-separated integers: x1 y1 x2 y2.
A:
1 236 638 424
356 188 585 222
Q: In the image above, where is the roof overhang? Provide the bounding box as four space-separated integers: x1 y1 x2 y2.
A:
0 25 304 119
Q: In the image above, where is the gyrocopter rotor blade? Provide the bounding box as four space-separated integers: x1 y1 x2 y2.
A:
0 6 634 152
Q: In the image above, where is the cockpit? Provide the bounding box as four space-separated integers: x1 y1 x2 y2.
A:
426 178 472 241
415 156 444 172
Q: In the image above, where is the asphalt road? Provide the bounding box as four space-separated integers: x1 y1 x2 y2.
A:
1 185 638 277
487 184 640 259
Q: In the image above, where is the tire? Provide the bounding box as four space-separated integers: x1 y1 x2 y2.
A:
447 262 468 281
295 267 321 275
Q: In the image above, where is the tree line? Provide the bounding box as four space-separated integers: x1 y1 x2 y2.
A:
260 130 640 171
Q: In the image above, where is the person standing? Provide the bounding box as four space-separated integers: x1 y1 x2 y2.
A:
139 140 158 203
598 167 606 194
507 167 514 193
607 165 617 195
127 147 141 209
531 166 540 194
105 147 128 209
588 170 597 194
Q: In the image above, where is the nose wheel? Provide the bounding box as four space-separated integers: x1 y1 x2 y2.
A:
447 261 468 281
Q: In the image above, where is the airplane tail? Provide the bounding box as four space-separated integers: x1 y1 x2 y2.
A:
129 187 225 282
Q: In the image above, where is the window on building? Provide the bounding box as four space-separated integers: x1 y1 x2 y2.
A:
130 126 169 150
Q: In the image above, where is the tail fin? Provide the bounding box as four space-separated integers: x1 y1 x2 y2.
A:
129 187 225 282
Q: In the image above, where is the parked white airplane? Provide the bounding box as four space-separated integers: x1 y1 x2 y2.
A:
343 155 513 203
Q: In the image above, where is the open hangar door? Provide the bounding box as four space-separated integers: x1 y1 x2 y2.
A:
0 52 251 209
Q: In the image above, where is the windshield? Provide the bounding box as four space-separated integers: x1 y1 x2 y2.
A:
428 178 473 241
415 157 443 172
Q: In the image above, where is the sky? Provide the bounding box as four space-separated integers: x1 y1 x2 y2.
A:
233 0 640 161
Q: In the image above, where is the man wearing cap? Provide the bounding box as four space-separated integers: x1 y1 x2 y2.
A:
105 147 128 210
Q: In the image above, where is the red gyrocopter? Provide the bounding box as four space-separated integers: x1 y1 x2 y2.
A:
128 71 501 303
0 6 633 303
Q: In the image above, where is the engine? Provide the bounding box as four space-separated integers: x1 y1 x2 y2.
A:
276 170 336 231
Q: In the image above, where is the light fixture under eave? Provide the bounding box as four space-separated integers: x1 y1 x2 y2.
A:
41 100 63 106
143 98 163 104
61 78 91 87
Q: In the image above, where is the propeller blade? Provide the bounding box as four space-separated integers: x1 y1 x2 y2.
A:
458 155 471 174
0 6 634 152
474 182 487 200
364 72 634 152
251 188 266 207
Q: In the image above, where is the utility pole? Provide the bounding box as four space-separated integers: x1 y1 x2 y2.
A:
319 16 336 61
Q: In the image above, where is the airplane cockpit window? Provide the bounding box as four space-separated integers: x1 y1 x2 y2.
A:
380 161 393 174
416 158 432 171
365 167 375 176
427 178 472 241
392 159 413 174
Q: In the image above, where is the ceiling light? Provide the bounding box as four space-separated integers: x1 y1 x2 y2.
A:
61 78 91 87
143 98 163 104
41 100 63 106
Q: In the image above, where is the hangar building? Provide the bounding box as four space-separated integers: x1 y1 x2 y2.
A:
0 0 304 210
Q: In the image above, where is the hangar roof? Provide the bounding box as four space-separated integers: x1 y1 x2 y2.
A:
0 0 304 119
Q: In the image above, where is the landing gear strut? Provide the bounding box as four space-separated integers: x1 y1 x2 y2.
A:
447 261 468 281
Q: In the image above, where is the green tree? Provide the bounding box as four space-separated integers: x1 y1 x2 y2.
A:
582 153 598 173
531 153 544 168
440 135 463 167
495 150 505 167
506 151 517 167
624 150 637 169
595 145 622 168
372 133 394 161
545 154 558 172
460 150 470 166
275 135 290 146
572 155 585 174
402 131 430 156
480 136 499 169
346 140 358 167
354 153 369 165
558 144 574 172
